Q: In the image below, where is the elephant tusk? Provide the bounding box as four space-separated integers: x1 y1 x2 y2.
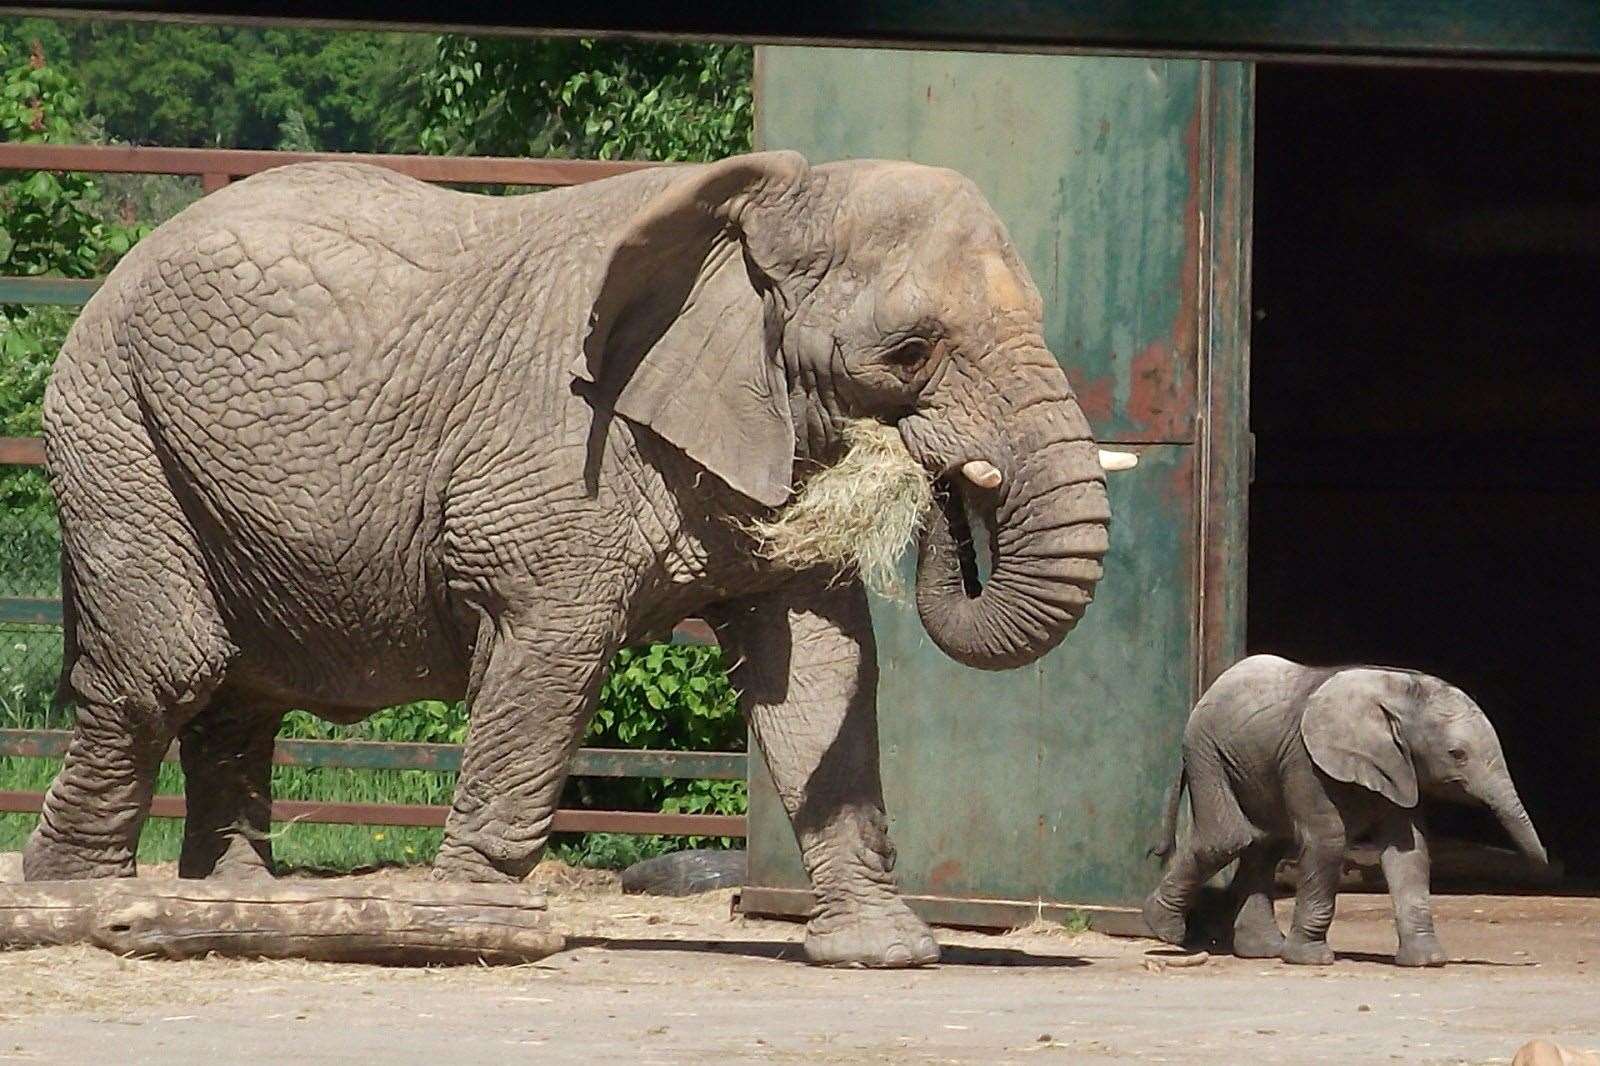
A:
961 460 1004 489
1099 449 1139 472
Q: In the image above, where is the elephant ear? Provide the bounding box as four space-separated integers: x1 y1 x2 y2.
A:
1300 669 1420 808
575 151 810 508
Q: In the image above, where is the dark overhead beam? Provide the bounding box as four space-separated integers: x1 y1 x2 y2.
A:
4 2 1600 70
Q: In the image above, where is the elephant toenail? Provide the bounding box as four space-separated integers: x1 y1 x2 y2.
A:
884 944 912 966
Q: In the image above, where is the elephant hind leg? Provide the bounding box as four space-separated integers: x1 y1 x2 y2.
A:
179 702 284 880
23 698 177 880
27 438 235 880
1229 841 1287 958
1142 750 1258 946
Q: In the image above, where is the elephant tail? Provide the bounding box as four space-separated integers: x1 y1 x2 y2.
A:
1149 760 1186 860
53 548 80 715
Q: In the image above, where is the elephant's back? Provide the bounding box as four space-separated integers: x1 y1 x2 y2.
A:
1185 654 1315 761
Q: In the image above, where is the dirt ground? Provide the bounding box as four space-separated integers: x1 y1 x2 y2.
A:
0 859 1596 1065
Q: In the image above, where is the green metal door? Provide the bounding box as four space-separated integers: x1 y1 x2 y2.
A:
743 48 1252 927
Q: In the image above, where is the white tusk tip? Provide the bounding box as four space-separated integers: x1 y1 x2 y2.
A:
961 460 1004 489
1099 449 1138 472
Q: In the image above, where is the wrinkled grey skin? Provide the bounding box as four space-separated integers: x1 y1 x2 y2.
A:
25 152 1111 968
1143 654 1548 967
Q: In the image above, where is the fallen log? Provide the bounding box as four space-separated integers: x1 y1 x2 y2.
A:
0 880 563 965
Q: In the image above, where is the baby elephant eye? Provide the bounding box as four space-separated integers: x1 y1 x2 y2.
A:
884 337 933 371
1448 746 1469 763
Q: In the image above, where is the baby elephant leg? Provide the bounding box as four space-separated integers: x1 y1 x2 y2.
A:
1229 841 1287 958
1283 819 1346 965
1377 812 1447 967
1143 758 1255 947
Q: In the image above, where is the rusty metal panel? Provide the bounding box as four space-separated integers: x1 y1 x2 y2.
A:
1034 445 1196 905
749 48 1251 915
1198 63 1256 689
758 49 1204 445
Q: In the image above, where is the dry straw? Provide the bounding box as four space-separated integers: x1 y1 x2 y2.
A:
747 419 934 599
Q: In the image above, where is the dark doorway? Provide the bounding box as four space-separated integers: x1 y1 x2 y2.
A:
1249 64 1600 883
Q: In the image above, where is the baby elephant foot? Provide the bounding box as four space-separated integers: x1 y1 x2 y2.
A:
1395 935 1448 968
1141 893 1188 946
206 853 276 882
1281 936 1335 966
804 902 940 969
1231 925 1287 959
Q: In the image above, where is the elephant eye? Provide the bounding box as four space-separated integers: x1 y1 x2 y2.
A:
884 337 933 372
1448 745 1469 763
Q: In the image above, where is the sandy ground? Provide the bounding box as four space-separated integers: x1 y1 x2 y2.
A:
0 859 1596 1065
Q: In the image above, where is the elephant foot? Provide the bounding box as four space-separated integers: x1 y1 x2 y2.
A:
1231 924 1287 959
431 839 536 884
1281 936 1335 966
180 832 275 881
206 853 277 882
21 829 134 881
804 902 940 969
1141 893 1188 946
1394 935 1448 968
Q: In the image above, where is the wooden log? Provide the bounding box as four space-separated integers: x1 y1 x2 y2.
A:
0 880 564 966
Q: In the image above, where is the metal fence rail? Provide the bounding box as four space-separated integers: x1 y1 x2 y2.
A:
0 143 736 839
0 727 747 840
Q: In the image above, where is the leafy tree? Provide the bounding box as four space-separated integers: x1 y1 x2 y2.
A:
0 27 753 841
1 38 147 521
0 17 430 152
419 36 752 161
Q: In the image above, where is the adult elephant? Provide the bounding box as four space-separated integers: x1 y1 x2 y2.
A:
27 151 1113 968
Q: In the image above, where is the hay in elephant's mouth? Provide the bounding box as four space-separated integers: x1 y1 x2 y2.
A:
748 419 934 599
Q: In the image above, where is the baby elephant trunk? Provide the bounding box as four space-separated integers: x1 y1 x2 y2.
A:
1480 774 1549 870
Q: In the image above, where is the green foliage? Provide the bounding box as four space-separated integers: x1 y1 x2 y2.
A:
0 18 431 152
0 39 146 525
0 22 756 870
0 38 149 280
419 36 752 161
1059 909 1094 935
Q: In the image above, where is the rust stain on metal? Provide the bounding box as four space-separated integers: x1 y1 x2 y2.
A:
1123 98 1203 441
1165 442 1197 509
1073 373 1116 432
927 859 963 892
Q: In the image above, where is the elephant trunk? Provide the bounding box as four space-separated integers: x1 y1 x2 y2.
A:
1480 771 1549 870
912 363 1111 671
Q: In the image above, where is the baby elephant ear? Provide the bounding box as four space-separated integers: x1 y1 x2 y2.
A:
576 151 810 508
1300 669 1420 808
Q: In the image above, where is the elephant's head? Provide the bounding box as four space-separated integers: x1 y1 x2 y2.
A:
1300 669 1549 868
577 151 1113 669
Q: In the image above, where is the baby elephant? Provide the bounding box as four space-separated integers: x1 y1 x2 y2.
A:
1143 654 1548 966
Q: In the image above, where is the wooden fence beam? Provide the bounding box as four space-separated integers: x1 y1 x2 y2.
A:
0 879 564 965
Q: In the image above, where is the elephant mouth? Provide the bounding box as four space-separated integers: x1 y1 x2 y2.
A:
932 474 991 599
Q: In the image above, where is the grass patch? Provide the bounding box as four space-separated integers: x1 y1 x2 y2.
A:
0 625 745 873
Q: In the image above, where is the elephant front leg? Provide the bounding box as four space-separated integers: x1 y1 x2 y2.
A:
1283 821 1346 965
1377 812 1446 967
178 705 284 880
717 580 937 969
434 614 616 883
